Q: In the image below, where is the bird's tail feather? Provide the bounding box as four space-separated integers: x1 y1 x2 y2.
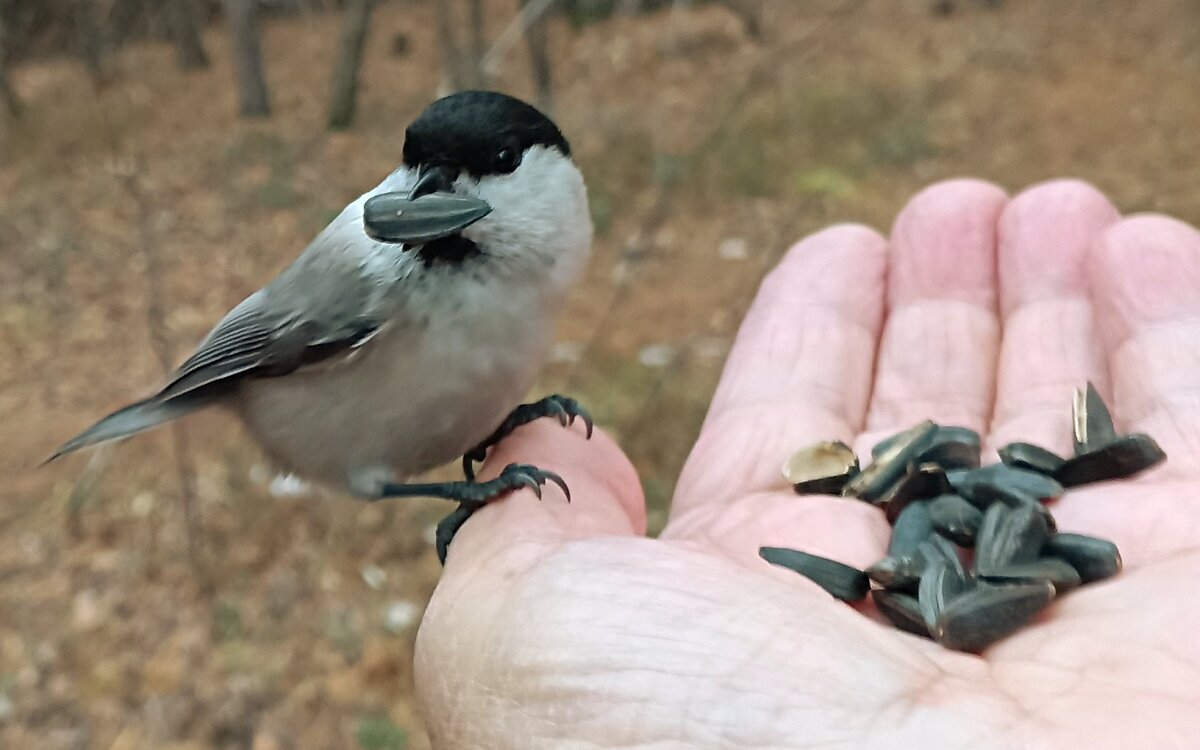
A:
44 391 221 464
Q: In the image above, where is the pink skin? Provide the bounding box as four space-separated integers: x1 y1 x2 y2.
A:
414 179 1200 748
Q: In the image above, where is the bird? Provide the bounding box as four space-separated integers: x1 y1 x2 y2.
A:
48 90 595 563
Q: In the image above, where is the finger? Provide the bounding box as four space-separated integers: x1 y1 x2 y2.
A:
669 224 887 522
443 422 645 572
1089 214 1200 477
986 180 1119 456
859 179 1007 455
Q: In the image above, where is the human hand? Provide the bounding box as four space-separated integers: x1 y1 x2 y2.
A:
413 179 1200 748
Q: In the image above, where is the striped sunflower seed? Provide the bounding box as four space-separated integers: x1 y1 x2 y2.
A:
974 503 1048 576
932 581 1055 652
782 440 860 495
1043 533 1122 584
866 554 925 593
759 547 869 602
928 493 983 546
1073 381 1118 455
1054 433 1166 488
979 557 1081 595
845 421 938 503
997 442 1066 476
872 590 929 638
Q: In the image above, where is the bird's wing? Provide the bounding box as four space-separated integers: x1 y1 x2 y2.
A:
155 292 383 402
47 294 382 462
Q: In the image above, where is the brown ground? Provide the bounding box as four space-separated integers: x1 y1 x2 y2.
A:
1 0 1198 747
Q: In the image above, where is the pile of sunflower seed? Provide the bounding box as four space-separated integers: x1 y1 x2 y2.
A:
760 382 1165 653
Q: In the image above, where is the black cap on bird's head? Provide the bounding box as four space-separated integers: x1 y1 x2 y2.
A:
403 90 570 181
365 91 573 245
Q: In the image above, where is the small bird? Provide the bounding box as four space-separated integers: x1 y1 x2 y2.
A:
49 90 595 562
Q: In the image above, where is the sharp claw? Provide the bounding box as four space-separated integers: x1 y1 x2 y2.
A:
524 477 544 500
548 473 571 502
547 401 569 427
582 415 595 439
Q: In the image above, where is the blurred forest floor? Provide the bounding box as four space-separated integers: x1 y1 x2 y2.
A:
1 0 1199 747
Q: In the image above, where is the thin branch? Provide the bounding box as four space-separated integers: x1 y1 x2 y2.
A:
480 0 558 77
435 0 466 90
117 162 212 594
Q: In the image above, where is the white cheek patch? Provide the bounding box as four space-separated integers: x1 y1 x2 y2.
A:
466 147 592 267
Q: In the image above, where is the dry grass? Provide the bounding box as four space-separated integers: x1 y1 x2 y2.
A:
2 0 1199 747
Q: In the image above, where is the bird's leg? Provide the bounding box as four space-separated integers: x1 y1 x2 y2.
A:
462 394 594 481
375 463 571 564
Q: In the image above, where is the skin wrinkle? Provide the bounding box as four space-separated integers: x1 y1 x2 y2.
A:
707 304 876 425
868 299 1000 431
416 182 1200 749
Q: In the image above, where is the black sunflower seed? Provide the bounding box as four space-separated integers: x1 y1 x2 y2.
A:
866 554 925 593
1073 381 1118 455
888 501 935 557
928 493 983 546
918 559 971 630
948 463 1064 509
1043 533 1122 584
979 557 1081 595
974 503 1048 576
872 590 929 637
1053 433 1166 488
997 442 1066 476
918 535 969 580
783 440 860 495
932 580 1055 652
882 463 951 523
845 421 938 503
915 426 982 470
759 547 869 602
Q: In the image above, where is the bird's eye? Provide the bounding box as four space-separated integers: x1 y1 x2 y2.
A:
495 146 522 173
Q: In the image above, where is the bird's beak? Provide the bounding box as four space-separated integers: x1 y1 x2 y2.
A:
409 164 458 199
363 167 492 245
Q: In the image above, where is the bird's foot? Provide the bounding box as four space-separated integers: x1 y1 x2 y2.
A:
462 394 593 481
377 463 571 564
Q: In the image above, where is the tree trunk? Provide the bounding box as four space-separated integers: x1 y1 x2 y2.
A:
222 0 271 117
522 0 554 113
714 0 762 40
0 9 20 119
166 0 210 69
434 0 465 90
466 0 486 87
72 0 110 85
327 0 374 130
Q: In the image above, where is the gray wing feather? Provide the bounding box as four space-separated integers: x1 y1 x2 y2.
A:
45 389 224 463
156 296 380 402
49 293 381 462
49 207 393 462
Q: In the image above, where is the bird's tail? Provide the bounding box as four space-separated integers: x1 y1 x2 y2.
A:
44 390 222 465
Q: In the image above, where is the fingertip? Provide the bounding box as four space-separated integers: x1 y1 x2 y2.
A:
889 177 1008 308
476 420 646 539
1090 213 1200 346
759 222 888 332
997 178 1119 315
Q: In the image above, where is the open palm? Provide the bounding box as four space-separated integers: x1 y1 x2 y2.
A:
414 179 1200 749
